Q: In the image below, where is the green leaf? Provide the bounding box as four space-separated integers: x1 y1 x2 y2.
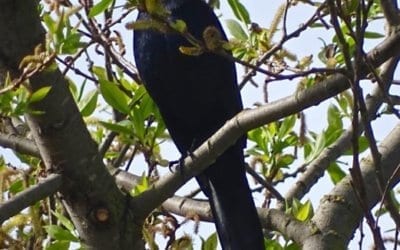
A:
130 174 149 196
79 90 98 117
264 239 283 250
248 127 268 153
130 85 147 105
225 19 248 41
99 80 130 114
364 31 384 39
139 92 158 119
29 86 52 103
292 199 313 222
51 211 75 232
88 0 113 18
310 23 326 28
305 132 326 163
285 242 301 250
60 32 85 55
327 163 346 184
131 106 145 139
278 115 296 139
54 13 66 42
227 0 251 24
45 240 70 250
91 66 107 81
8 180 24 194
277 154 295 168
44 225 79 242
42 13 57 34
324 128 342 146
201 232 218 250
327 104 342 131
358 136 369 153
344 136 369 155
68 78 78 100
171 236 193 249
170 19 187 33
342 0 358 15
99 120 133 135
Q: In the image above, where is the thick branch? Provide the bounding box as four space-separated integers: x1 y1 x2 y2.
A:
380 0 400 26
0 1 144 248
0 133 38 156
0 174 62 224
115 170 305 238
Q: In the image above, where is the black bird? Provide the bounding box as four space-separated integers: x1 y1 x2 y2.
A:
134 1 264 249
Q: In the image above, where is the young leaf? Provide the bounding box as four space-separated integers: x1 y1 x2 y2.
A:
99 80 130 114
130 174 149 196
170 19 187 33
29 86 52 103
305 132 326 164
291 199 313 222
46 240 70 250
51 211 76 232
327 104 342 131
227 0 251 24
327 163 346 184
364 31 384 39
225 19 248 41
91 66 107 81
344 136 369 155
8 180 24 194
278 115 296 139
295 200 313 221
201 233 218 250
44 225 79 242
99 120 133 135
79 89 98 117
88 0 113 18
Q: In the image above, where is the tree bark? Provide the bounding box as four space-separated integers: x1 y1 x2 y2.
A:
0 1 144 248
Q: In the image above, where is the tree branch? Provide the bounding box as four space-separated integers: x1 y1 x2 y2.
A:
282 55 399 205
0 1 144 248
0 174 62 224
115 169 305 239
0 133 38 156
380 0 400 27
303 123 400 249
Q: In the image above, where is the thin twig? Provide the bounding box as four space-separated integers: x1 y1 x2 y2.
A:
245 164 284 201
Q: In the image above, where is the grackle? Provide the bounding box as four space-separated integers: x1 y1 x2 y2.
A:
133 1 264 249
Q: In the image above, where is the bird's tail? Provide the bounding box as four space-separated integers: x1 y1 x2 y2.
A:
200 146 265 250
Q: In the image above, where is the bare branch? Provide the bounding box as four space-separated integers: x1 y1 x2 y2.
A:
0 133 38 156
115 169 307 240
380 0 400 26
0 174 62 224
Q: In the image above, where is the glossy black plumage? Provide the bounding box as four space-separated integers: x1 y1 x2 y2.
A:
134 1 264 249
